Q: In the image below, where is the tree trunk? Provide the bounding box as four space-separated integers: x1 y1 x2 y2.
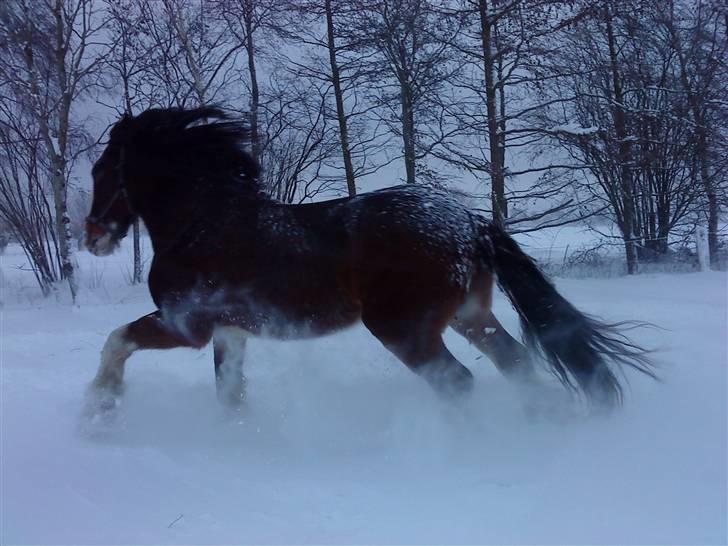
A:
680 63 719 267
401 80 416 184
168 3 206 106
244 0 260 161
478 0 506 225
325 0 357 197
605 3 638 274
116 46 143 285
50 158 78 299
133 220 142 283
15 0 92 300
624 238 638 274
697 132 719 267
668 3 720 268
495 21 507 192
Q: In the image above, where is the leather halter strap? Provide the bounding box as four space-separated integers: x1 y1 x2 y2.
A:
86 147 133 226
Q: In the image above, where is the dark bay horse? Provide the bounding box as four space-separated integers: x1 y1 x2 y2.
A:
85 106 653 413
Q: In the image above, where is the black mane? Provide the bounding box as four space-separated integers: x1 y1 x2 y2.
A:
110 106 260 189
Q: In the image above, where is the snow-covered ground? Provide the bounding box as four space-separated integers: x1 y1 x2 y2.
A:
1 239 726 544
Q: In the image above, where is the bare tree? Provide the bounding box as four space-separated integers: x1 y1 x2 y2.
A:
535 0 726 272
277 0 386 197
0 0 108 300
258 71 342 202
432 0 590 228
627 13 702 259
351 0 458 185
323 0 358 195
134 0 243 108
658 0 727 268
218 0 281 161
0 112 61 295
537 1 647 273
103 0 155 283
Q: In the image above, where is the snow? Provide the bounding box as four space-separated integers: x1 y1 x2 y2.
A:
552 123 600 135
1 239 726 544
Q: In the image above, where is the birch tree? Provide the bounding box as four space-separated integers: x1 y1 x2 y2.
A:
0 108 61 295
135 0 243 108
0 0 107 300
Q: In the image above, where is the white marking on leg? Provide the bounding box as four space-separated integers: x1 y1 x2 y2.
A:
93 325 138 392
214 326 249 406
456 293 482 322
484 327 497 335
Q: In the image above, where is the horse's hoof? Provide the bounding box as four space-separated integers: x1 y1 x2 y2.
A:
82 383 124 426
220 398 247 419
217 384 246 409
216 391 247 423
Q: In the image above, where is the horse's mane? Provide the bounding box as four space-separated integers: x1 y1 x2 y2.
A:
110 106 260 190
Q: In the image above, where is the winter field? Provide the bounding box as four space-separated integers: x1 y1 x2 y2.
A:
1 233 726 545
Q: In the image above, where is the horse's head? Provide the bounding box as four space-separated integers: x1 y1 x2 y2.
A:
86 106 260 256
86 116 136 256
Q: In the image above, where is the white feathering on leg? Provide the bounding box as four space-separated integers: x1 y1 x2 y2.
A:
94 326 138 392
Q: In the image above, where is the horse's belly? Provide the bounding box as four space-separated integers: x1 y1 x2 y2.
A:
221 290 361 339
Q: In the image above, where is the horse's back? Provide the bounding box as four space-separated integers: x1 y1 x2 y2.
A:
343 186 486 320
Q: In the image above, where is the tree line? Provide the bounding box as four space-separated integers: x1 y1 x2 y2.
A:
0 0 726 298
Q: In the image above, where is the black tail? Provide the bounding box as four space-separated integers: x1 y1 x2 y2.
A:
484 222 656 407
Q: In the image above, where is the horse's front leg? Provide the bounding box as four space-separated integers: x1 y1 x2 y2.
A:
212 326 249 409
88 310 213 413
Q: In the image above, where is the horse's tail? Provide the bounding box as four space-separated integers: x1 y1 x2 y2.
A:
482 221 655 407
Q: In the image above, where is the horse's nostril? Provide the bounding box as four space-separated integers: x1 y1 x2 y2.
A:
86 220 105 233
86 222 107 248
84 230 102 249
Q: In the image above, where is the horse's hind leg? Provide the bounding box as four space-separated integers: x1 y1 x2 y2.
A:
410 338 474 396
451 309 535 382
363 313 473 397
212 326 248 409
89 310 213 412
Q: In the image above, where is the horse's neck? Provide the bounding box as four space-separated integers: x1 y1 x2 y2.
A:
139 185 270 253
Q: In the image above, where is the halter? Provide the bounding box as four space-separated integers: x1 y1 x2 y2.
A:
86 147 134 228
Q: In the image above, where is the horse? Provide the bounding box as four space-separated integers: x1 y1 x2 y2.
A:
84 106 653 415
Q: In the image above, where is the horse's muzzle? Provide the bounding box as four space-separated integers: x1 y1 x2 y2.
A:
85 221 121 256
